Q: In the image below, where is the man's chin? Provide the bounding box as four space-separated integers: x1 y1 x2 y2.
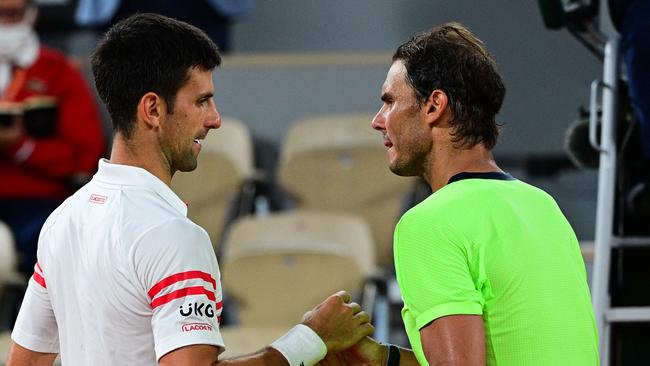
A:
176 160 198 173
389 161 421 177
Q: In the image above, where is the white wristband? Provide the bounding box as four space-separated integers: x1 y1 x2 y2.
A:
270 324 327 366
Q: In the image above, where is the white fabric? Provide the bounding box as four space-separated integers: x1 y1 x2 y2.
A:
12 159 225 365
0 8 38 63
0 63 10 96
270 324 327 366
0 8 39 96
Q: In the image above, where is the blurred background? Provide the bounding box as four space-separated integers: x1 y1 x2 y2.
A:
4 0 648 364
44 0 606 238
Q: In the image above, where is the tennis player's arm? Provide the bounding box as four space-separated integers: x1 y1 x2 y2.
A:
159 344 286 366
6 341 58 366
419 314 485 366
9 262 59 364
159 291 373 366
318 336 420 366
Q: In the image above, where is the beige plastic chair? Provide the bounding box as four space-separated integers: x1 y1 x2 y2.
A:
0 331 11 366
0 221 16 292
172 117 254 251
221 210 376 327
277 113 415 267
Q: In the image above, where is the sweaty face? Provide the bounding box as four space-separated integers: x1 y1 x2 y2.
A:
159 67 221 173
371 61 431 177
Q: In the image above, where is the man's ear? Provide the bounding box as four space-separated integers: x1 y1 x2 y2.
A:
137 92 165 129
422 89 449 127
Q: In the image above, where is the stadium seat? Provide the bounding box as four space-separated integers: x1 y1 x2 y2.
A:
0 332 10 366
171 117 255 253
0 222 16 291
221 210 376 327
277 113 415 267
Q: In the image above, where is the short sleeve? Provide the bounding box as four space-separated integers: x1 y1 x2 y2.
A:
11 262 60 353
394 213 484 330
131 218 225 361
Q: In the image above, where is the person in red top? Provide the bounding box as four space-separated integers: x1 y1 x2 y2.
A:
0 0 105 277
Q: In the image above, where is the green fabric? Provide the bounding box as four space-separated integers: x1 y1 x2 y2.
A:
394 176 599 366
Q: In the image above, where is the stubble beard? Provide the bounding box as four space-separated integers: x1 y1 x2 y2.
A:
389 145 428 177
162 115 199 174
175 144 198 172
389 125 431 178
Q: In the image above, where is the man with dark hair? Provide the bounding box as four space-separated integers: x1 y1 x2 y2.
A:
7 13 372 366
325 22 598 366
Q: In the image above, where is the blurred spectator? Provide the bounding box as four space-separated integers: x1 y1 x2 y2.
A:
609 0 650 160
0 0 105 277
74 0 253 52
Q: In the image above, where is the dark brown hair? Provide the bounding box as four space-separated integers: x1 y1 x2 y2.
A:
91 13 221 139
393 22 505 149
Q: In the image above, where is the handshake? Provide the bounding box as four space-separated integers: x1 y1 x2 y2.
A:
269 291 407 366
0 96 58 137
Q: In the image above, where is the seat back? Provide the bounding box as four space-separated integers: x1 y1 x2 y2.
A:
172 117 254 251
0 221 16 290
221 211 375 326
277 113 415 266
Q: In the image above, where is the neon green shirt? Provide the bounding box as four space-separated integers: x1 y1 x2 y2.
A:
394 172 599 366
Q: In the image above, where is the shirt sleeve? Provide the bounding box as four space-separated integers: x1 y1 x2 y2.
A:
131 218 225 361
11 262 60 353
394 213 485 330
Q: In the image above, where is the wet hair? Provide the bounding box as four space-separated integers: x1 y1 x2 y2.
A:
393 22 505 149
91 13 221 139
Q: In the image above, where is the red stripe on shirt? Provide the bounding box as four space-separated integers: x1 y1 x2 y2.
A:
35 262 43 273
33 272 46 288
150 286 216 309
148 271 216 299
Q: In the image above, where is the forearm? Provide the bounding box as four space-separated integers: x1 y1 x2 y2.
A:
161 325 324 366
161 291 371 366
381 343 419 366
217 346 289 366
159 345 290 366
6 342 57 366
394 346 419 366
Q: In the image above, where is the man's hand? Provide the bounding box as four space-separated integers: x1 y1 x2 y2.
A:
301 291 374 353
318 337 386 366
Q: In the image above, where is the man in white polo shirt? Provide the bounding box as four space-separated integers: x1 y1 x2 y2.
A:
6 13 373 366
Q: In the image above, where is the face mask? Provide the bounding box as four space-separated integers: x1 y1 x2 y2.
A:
0 9 36 61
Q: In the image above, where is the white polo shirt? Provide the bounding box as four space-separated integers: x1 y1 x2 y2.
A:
12 159 225 365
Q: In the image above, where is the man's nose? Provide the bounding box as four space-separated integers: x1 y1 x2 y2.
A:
207 99 221 129
371 110 384 130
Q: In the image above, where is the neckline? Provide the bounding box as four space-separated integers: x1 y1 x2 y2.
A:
447 171 515 184
94 159 188 216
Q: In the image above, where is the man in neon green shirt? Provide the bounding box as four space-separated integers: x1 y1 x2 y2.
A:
324 22 598 366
